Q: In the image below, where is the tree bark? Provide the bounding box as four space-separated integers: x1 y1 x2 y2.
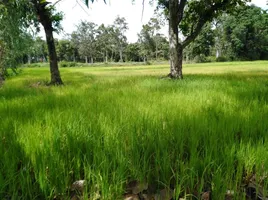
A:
33 0 63 85
28 54 31 64
105 50 108 63
44 26 63 85
119 46 123 62
155 42 158 60
168 0 183 79
73 52 76 62
0 68 5 86
119 50 123 62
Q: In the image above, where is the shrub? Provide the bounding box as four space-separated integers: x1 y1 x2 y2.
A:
206 56 216 62
59 61 77 68
194 54 208 63
216 56 228 62
23 63 42 68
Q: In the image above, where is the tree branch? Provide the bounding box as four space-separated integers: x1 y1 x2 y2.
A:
53 0 64 7
182 19 205 48
178 0 187 24
182 0 232 49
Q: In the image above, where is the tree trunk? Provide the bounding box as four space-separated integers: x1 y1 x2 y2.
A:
119 47 123 62
168 0 183 79
85 56 88 63
73 52 76 62
155 42 158 60
28 54 31 64
33 0 63 85
105 50 108 63
0 68 5 86
44 26 63 85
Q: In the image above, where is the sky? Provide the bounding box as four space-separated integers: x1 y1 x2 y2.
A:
44 0 267 43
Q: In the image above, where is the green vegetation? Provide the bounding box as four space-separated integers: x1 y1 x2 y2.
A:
0 62 268 199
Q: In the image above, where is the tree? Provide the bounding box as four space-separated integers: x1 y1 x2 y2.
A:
56 39 75 61
1 0 104 85
125 43 142 62
0 1 32 83
30 0 64 85
138 24 156 62
95 24 115 63
216 5 268 61
157 0 250 79
113 16 129 62
138 17 169 61
148 17 164 60
28 37 48 63
184 23 215 62
75 21 97 63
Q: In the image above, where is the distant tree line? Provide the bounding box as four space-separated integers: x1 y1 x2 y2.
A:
185 5 268 63
27 16 170 64
26 5 268 65
1 1 267 84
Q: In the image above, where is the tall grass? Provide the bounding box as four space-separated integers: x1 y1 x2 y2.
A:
0 61 268 199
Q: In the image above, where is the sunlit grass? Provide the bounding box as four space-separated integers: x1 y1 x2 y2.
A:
0 61 268 199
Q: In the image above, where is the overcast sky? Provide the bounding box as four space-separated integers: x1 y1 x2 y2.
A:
45 0 267 43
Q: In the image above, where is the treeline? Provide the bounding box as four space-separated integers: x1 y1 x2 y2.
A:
28 16 169 64
28 5 268 65
2 4 268 70
185 5 268 62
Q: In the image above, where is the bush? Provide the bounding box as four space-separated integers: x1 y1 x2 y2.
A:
216 56 228 62
23 63 42 68
59 61 77 68
194 54 208 63
206 56 216 62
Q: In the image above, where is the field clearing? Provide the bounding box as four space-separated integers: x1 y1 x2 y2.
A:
61 61 268 77
0 61 268 199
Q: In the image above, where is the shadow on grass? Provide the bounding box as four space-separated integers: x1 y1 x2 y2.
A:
0 122 46 199
0 71 267 198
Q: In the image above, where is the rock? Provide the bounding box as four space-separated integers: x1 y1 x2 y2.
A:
225 190 234 200
71 180 86 193
201 191 210 200
123 194 140 200
30 81 41 88
141 193 155 200
126 180 148 194
70 195 80 200
154 188 174 200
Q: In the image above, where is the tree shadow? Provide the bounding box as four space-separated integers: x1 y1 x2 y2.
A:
0 71 267 198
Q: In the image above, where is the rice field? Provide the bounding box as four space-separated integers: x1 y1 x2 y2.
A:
0 61 268 199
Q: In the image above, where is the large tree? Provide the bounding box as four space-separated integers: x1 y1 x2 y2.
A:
138 24 156 62
75 21 97 63
1 0 101 85
113 16 129 62
157 0 250 79
95 24 115 63
216 5 268 60
0 0 32 84
30 0 64 85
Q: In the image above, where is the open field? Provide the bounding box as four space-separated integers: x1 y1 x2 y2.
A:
0 61 268 199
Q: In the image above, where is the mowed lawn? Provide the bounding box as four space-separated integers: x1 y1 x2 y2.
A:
0 61 268 199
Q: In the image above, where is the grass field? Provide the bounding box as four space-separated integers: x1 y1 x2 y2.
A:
0 61 268 199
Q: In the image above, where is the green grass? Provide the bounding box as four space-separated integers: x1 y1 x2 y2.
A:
1 61 268 199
